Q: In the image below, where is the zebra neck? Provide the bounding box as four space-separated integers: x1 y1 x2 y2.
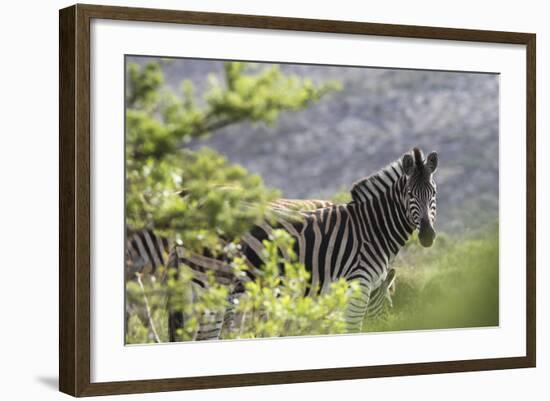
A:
349 161 414 253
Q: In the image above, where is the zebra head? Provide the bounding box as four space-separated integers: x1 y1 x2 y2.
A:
402 148 438 247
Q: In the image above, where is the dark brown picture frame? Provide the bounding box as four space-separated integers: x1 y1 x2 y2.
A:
59 3 536 397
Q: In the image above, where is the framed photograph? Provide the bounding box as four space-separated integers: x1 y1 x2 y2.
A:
59 4 536 397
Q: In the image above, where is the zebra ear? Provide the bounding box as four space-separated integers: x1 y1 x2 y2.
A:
402 153 415 176
426 151 438 173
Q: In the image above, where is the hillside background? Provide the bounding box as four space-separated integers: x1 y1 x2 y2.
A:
128 56 499 234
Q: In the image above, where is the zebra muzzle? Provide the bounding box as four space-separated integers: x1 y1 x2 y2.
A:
418 218 436 247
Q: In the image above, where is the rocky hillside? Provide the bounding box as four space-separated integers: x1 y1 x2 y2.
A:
129 56 499 234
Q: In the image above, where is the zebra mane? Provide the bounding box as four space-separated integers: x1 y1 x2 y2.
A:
350 154 406 203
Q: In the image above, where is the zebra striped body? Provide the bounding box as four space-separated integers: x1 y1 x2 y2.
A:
241 202 405 331
239 148 438 332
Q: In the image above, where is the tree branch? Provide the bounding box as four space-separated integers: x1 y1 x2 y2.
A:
136 273 161 343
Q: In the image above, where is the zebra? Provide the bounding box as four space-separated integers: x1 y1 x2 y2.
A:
235 147 438 332
129 142 437 340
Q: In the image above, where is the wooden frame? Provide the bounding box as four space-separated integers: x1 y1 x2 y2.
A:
59 3 536 397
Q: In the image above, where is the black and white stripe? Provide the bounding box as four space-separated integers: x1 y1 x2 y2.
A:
365 267 396 318
125 227 171 279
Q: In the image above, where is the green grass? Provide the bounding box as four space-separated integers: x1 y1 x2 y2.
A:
365 223 499 332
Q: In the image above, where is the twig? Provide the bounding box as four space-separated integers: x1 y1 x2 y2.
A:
239 311 247 336
136 273 161 343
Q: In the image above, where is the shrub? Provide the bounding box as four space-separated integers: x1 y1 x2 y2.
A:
125 230 359 343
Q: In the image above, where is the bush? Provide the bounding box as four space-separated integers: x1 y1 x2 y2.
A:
226 230 359 339
125 230 359 343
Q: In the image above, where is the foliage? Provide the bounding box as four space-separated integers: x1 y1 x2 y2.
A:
227 230 358 339
126 60 340 250
126 274 171 343
126 231 358 343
